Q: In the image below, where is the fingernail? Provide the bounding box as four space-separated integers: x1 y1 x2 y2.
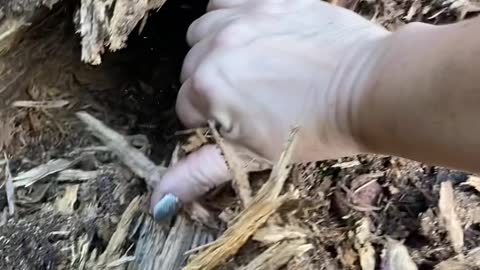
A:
153 193 182 220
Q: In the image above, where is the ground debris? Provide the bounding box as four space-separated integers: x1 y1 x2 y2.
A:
183 128 299 270
381 238 417 270
209 120 252 208
439 181 464 254
55 184 79 214
13 158 79 187
239 239 313 270
354 218 375 270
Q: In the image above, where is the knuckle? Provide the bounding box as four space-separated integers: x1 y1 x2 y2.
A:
213 20 250 47
190 67 214 96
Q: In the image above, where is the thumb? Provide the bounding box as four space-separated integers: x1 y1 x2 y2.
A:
150 144 231 219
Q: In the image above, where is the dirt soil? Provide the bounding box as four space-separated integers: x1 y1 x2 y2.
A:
0 0 480 270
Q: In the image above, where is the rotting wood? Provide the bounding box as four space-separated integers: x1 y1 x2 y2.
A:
96 196 142 268
127 214 215 270
77 112 215 269
77 0 168 64
183 128 299 270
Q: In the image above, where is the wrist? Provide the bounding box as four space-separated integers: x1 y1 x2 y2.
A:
351 22 439 156
327 27 392 156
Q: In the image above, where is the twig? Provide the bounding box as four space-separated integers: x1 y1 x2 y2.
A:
12 100 69 108
76 112 166 186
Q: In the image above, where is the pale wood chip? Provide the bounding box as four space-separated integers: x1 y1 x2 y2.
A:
56 169 100 182
97 196 141 267
4 153 14 215
435 246 480 270
463 175 480 192
404 0 421 21
332 160 361 169
354 218 375 270
106 256 136 268
12 100 69 108
439 181 464 254
381 238 417 270
13 158 78 187
239 240 313 270
253 224 307 245
208 120 252 207
55 185 80 214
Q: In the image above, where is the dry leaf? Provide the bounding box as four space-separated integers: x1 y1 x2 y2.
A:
55 184 79 214
439 181 464 253
381 238 417 270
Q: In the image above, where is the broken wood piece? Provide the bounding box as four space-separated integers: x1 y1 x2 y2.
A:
463 175 480 192
56 169 100 182
13 158 79 187
435 246 480 270
12 100 69 108
354 218 375 270
183 128 299 270
127 214 216 270
238 240 313 270
208 120 252 207
439 181 464 254
106 256 136 268
55 184 79 214
97 196 142 268
76 111 166 186
4 153 14 215
78 0 168 64
381 238 417 270
184 194 293 270
253 224 307 245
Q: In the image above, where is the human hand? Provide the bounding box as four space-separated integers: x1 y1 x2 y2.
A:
152 0 390 218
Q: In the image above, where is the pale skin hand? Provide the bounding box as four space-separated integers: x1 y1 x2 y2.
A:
151 0 480 213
